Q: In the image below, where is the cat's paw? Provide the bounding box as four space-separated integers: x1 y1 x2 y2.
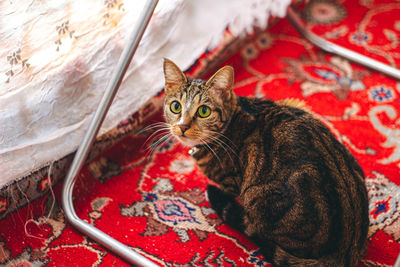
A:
206 185 244 230
206 185 220 202
206 185 234 215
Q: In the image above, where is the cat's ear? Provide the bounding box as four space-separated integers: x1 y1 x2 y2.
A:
163 58 187 94
205 66 234 101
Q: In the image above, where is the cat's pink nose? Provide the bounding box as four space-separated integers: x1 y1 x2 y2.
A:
178 124 190 134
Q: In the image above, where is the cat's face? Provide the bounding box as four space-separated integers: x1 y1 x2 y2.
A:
163 59 236 147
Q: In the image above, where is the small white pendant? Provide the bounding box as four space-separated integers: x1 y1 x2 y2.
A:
188 147 198 156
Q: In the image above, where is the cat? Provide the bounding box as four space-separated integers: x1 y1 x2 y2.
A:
162 58 369 267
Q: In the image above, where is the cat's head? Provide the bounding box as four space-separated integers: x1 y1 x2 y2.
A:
163 59 236 147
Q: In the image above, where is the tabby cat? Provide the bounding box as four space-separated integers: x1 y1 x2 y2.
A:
162 58 369 266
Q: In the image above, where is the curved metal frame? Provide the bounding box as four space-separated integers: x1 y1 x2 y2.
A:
287 7 400 267
59 3 400 267
287 7 400 80
396 253 400 267
61 0 159 266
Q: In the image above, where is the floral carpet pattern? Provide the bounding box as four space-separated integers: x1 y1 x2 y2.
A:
2 0 400 266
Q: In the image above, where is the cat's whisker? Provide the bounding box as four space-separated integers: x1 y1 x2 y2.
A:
206 135 242 189
141 122 170 149
143 127 171 144
136 122 170 136
205 133 236 153
136 122 166 134
207 130 239 150
142 131 171 156
204 131 241 167
149 132 171 150
145 132 173 157
199 137 224 168
213 132 242 158
208 137 238 168
135 121 173 158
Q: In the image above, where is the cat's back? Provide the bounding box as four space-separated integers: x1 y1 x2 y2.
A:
237 96 310 125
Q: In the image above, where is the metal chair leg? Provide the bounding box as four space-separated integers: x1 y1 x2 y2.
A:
61 0 159 266
287 7 400 80
395 253 400 267
288 6 400 266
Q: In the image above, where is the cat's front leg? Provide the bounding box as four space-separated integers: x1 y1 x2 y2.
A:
206 185 245 231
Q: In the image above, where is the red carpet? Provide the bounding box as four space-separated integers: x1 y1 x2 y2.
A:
2 0 400 266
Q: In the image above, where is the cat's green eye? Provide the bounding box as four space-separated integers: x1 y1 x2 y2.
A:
170 101 182 114
197 105 211 118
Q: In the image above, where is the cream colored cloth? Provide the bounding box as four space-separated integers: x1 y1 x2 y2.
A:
0 0 291 187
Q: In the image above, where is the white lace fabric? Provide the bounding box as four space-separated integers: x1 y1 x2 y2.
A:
0 0 290 187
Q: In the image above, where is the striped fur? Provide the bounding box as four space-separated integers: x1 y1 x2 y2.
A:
163 60 369 267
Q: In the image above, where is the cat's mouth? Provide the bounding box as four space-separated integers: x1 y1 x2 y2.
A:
175 134 202 147
172 131 202 147
170 125 210 147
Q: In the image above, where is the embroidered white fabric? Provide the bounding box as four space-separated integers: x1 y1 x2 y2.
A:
0 0 291 187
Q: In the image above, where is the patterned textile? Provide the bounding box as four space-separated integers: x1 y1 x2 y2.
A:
1 0 400 266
